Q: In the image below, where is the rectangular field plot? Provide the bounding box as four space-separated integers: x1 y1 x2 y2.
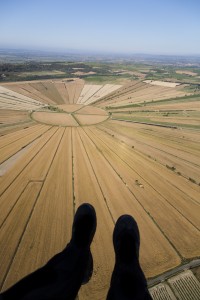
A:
149 283 176 300
77 85 102 104
97 81 189 108
0 86 45 111
0 109 30 126
84 84 122 105
100 120 200 185
168 270 200 300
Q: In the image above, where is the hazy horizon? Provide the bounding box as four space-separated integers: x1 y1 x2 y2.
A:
1 0 200 56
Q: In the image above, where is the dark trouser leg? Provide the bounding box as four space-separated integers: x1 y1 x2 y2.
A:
106 215 152 300
1 244 90 300
0 203 97 300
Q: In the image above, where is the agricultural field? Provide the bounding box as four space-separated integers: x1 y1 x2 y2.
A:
0 77 200 300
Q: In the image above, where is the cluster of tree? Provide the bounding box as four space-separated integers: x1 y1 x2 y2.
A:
0 61 113 82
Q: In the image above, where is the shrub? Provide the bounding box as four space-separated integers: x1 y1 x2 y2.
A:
189 177 196 184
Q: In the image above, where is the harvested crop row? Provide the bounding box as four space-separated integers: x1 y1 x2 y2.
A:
0 87 44 111
77 85 102 104
101 121 200 183
22 83 54 104
95 81 142 104
1 84 46 104
0 124 45 149
142 100 200 111
28 83 56 105
0 127 64 235
0 125 50 164
84 84 122 105
42 82 65 104
73 81 85 103
92 126 200 221
0 110 30 125
72 128 115 300
53 81 70 104
64 81 83 104
1 128 74 291
97 82 151 106
29 82 58 104
0 122 35 137
0 182 43 289
77 128 180 279
98 82 188 108
106 87 186 108
84 127 200 259
0 86 43 106
0 126 57 195
0 99 41 111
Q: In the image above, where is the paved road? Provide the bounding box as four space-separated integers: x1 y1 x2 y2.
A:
148 259 200 287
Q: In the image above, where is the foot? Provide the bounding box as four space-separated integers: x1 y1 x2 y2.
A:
71 203 97 283
48 203 97 285
71 203 97 250
113 215 140 264
107 215 151 300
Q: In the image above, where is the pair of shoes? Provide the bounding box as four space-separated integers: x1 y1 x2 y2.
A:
72 204 142 286
73 204 151 299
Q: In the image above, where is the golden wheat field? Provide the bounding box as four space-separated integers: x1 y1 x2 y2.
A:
0 79 200 299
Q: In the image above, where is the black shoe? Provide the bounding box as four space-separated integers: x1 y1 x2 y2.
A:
71 203 97 284
71 203 97 249
107 215 151 300
113 215 140 264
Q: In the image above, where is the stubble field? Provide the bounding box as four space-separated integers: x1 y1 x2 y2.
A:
0 78 200 299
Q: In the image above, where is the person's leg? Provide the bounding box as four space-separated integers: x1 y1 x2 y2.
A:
0 203 97 300
107 215 152 300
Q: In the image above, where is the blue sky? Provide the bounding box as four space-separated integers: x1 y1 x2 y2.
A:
1 0 200 55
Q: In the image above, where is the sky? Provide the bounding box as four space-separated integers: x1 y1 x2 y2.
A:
1 0 200 55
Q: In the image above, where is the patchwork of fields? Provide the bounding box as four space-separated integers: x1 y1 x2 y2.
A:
0 79 200 299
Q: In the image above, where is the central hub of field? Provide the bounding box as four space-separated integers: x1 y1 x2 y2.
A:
31 104 109 126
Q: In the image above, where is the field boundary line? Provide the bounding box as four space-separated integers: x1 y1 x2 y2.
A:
0 120 33 130
105 122 200 167
0 127 57 197
0 182 30 230
111 118 178 129
94 127 200 231
148 259 200 287
72 114 81 126
0 181 43 290
64 83 70 104
1 128 66 290
71 128 76 217
99 124 200 202
0 125 48 150
77 128 115 224
85 127 183 260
